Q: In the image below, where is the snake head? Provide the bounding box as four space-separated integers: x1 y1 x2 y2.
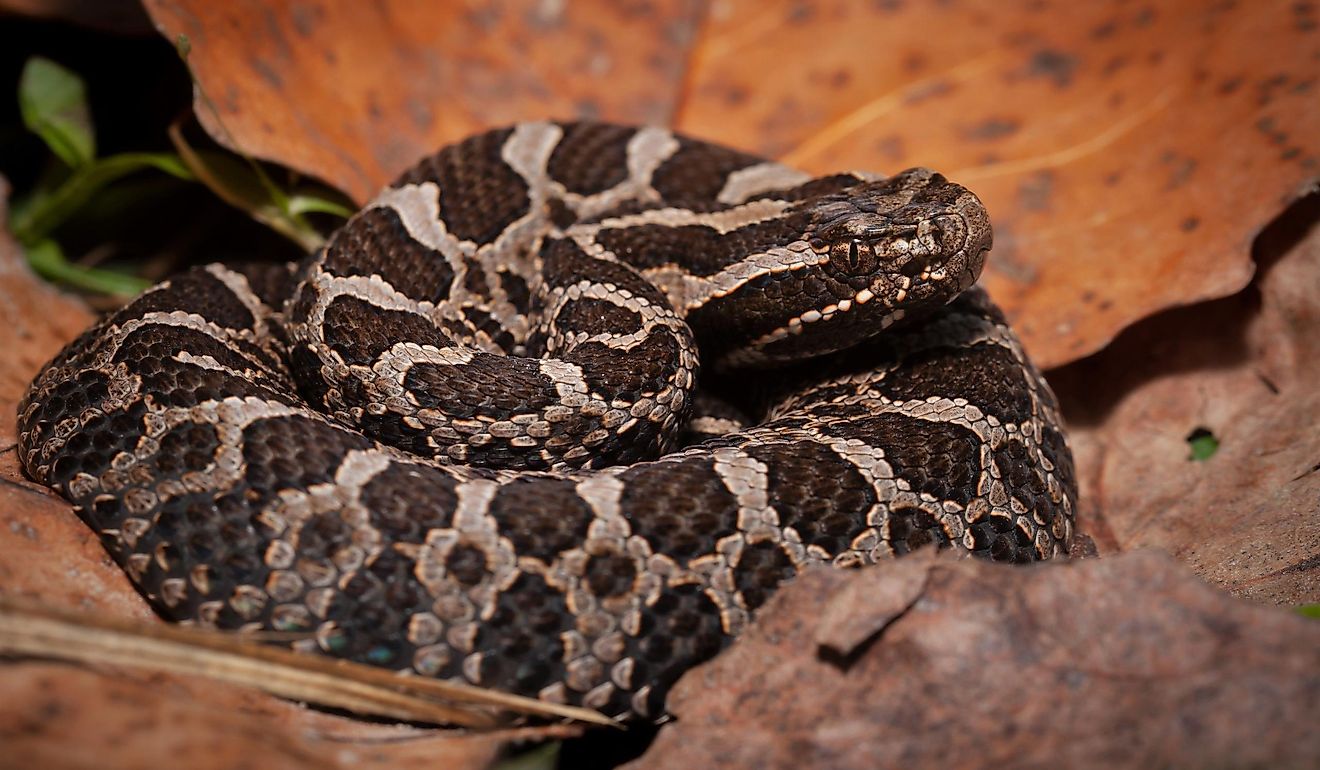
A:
711 168 992 368
812 168 989 296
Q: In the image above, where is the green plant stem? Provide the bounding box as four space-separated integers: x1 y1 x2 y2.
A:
25 239 149 297
11 153 194 243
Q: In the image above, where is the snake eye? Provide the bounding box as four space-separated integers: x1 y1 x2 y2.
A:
830 240 878 276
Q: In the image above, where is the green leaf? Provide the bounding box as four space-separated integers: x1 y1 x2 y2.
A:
1297 604 1320 620
1186 427 1219 462
24 238 149 297
169 124 328 252
286 192 354 219
19 56 96 168
167 53 349 248
9 153 194 244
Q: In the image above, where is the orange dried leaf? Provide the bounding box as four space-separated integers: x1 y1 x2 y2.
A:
1051 196 1320 604
678 0 1319 366
142 0 705 203
143 2 1316 367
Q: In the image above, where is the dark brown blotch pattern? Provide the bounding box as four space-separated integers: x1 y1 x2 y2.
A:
491 477 594 563
599 214 809 278
547 121 635 195
241 415 373 505
732 541 797 611
321 294 450 365
650 137 762 201
398 126 528 245
620 458 739 560
473 571 574 696
828 413 982 507
746 440 875 556
323 206 456 304
403 355 558 419
119 268 254 331
878 342 1036 426
361 461 459 541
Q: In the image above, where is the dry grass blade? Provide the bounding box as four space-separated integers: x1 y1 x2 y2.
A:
0 597 620 729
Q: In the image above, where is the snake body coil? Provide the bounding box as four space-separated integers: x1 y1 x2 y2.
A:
18 121 1076 719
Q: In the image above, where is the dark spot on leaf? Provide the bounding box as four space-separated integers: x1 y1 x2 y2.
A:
963 117 1020 141
1017 171 1054 212
1026 49 1078 88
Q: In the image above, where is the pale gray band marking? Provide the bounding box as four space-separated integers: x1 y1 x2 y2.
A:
502 121 564 186
626 127 681 189
717 162 812 204
581 196 793 235
369 182 468 264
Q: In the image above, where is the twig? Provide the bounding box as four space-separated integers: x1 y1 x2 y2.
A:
0 597 620 730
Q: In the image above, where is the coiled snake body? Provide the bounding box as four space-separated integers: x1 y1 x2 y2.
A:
18 122 1076 719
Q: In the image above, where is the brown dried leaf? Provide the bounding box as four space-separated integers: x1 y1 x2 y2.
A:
628 551 1320 770
141 0 705 203
0 661 573 770
142 2 1318 368
0 177 147 619
679 0 1319 367
1050 196 1320 605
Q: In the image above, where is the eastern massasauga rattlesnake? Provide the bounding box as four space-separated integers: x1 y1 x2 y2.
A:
17 121 1077 720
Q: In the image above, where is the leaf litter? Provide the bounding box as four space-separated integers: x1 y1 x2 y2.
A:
1 1 1317 767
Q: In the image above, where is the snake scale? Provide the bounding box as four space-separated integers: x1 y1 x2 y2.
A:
18 121 1076 720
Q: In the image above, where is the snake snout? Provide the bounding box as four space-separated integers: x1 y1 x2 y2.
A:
929 213 968 259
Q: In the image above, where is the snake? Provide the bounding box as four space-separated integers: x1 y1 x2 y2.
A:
17 121 1076 720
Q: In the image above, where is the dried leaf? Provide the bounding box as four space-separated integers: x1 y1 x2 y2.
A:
0 0 152 34
1049 195 1320 605
0 662 576 770
628 552 1320 770
141 0 705 203
679 0 1319 367
0 597 616 728
141 1 1318 368
0 175 141 618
